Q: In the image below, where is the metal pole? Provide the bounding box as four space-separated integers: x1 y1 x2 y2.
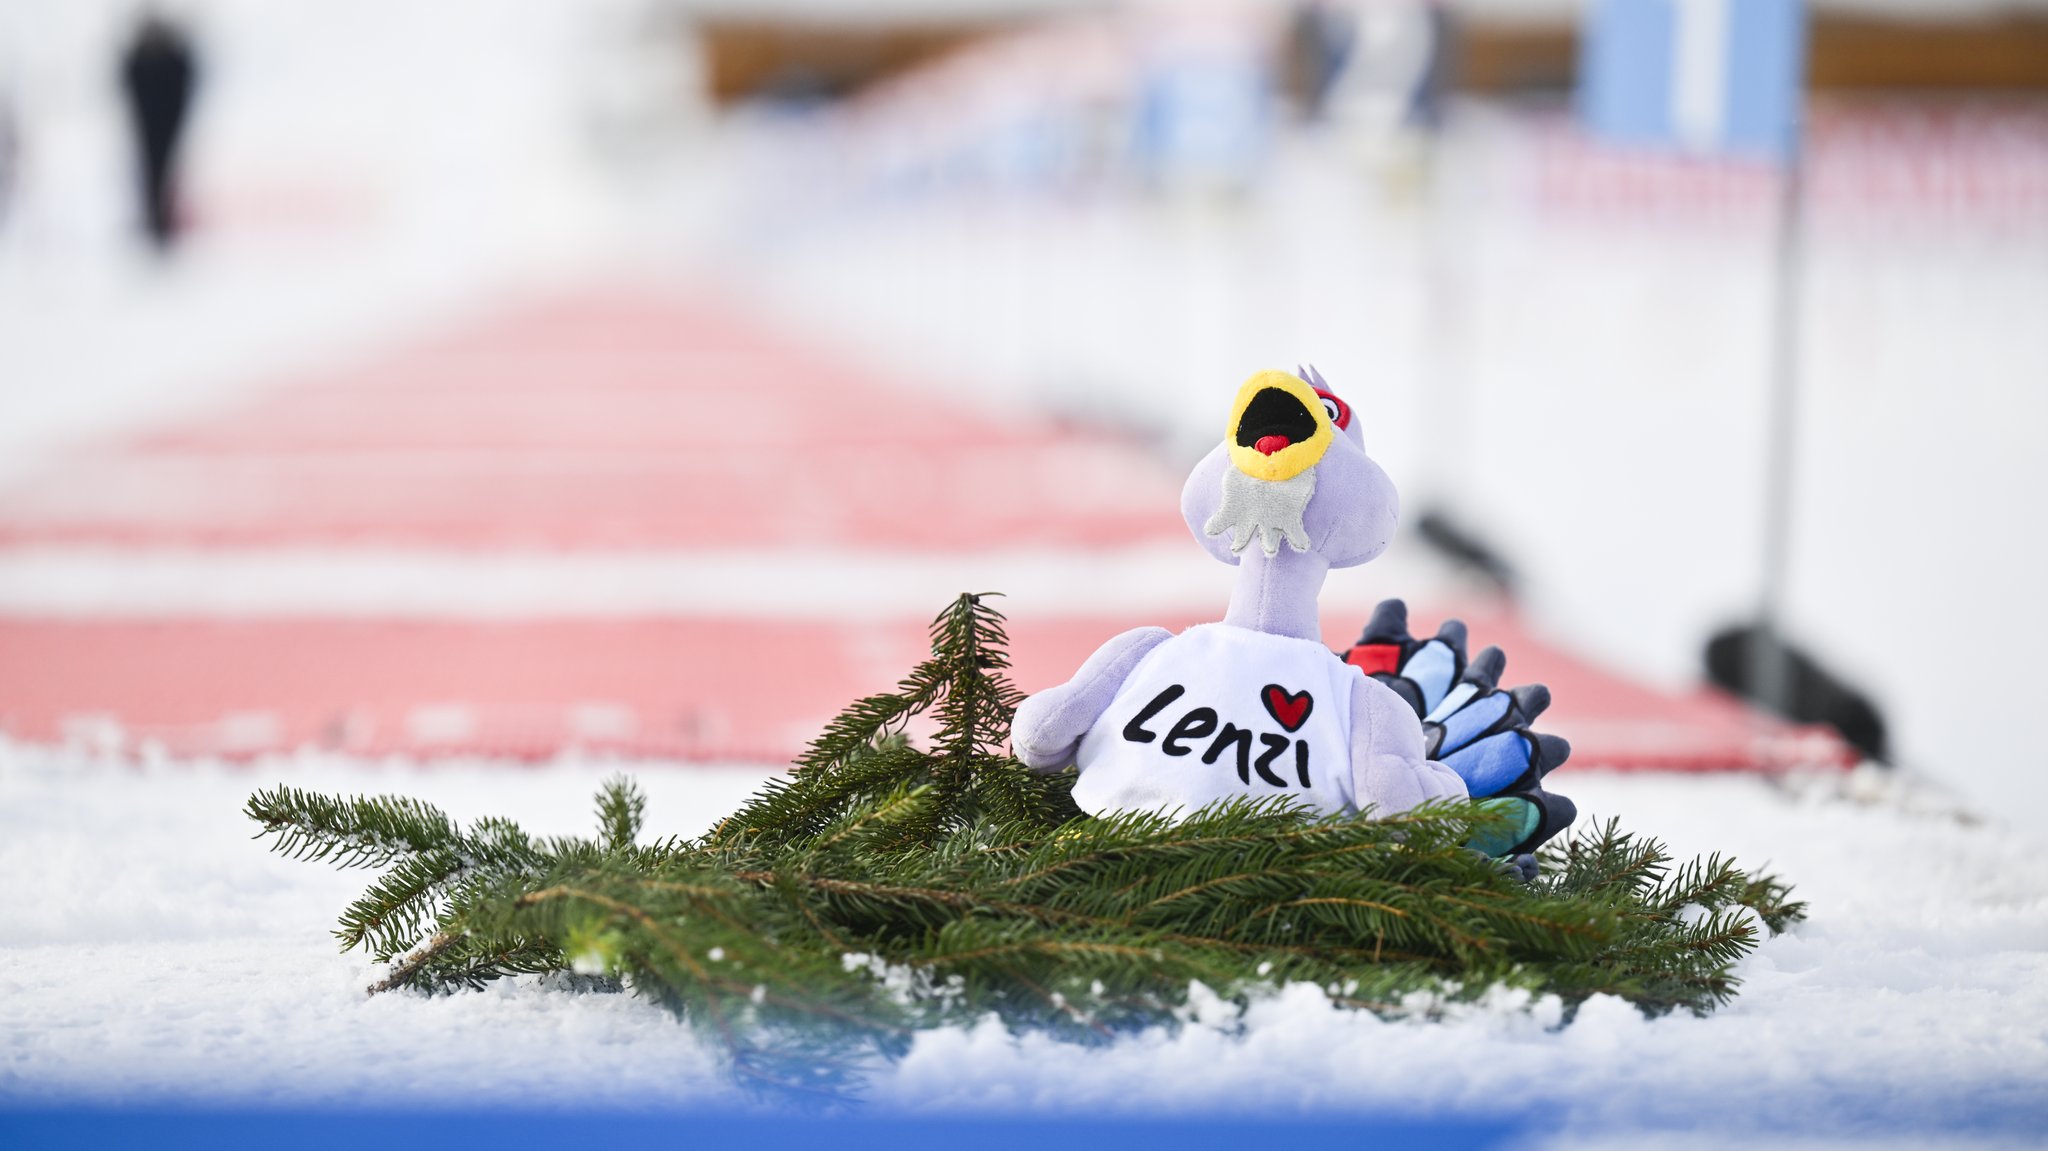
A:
1750 130 1805 717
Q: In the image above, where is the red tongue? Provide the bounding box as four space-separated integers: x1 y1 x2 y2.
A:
1254 434 1291 456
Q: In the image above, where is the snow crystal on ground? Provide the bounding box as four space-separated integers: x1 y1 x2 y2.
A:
4 745 2045 1143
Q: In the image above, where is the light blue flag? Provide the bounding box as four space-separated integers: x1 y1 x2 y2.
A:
1580 0 1807 158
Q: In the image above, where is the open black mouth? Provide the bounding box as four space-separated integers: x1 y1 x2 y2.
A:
1235 387 1318 454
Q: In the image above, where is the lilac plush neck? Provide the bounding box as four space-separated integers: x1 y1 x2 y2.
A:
1223 546 1329 641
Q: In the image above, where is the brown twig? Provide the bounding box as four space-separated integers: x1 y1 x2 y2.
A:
367 931 462 995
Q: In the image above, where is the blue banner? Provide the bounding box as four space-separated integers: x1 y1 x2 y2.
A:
1580 0 1807 157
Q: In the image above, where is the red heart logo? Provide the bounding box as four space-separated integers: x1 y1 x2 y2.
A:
1261 684 1313 732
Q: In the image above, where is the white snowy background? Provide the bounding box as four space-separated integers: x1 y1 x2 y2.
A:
2 0 2046 1143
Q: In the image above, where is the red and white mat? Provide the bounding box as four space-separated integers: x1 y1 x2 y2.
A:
0 285 1852 771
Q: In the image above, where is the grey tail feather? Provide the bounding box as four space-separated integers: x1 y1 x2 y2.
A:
1361 598 1409 644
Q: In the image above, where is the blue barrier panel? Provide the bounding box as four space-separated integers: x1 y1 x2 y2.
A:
0 1108 1526 1151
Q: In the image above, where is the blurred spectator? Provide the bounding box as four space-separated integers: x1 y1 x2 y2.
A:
1283 1 1356 123
1405 0 1454 133
119 11 198 251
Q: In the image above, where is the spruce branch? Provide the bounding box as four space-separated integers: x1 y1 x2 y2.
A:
246 786 455 868
337 848 464 959
367 931 464 994
596 775 645 853
254 592 1810 1092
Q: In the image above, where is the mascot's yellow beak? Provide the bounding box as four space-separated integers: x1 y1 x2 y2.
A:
1226 370 1334 482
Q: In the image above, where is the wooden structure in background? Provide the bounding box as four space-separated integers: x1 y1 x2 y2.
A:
1454 20 1580 92
1806 15 2048 90
1457 12 2048 93
697 19 1003 104
692 11 2048 105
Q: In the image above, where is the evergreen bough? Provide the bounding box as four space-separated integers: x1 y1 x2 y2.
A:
250 594 1804 1094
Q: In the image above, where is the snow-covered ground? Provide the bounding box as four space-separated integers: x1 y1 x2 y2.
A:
3 745 2045 1146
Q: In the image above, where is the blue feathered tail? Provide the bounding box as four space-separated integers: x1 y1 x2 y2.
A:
1340 599 1577 873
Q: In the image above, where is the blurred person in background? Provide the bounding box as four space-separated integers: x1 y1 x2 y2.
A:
1404 0 1453 134
118 8 197 251
1283 0 1356 123
1302 0 1453 190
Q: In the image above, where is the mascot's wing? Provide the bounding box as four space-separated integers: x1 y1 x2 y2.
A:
1341 599 1577 861
1011 627 1173 773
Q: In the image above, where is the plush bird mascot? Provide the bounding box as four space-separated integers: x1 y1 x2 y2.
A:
1012 368 1576 873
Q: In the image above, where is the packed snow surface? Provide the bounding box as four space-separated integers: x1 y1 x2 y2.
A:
3 746 2044 1145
